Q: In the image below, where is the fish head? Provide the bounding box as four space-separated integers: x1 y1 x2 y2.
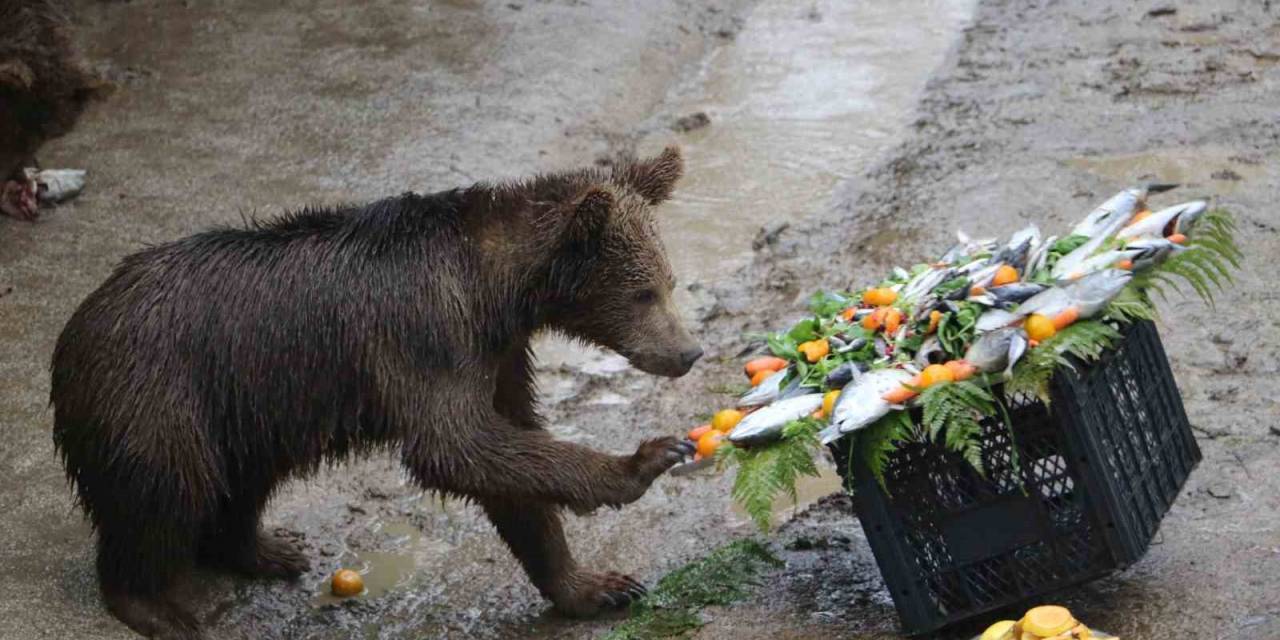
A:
546 147 702 377
966 327 1022 372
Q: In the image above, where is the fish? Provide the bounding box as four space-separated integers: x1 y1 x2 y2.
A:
1063 268 1131 317
1016 286 1073 319
728 393 825 446
915 335 946 367
824 362 864 389
965 327 1029 378
1070 184 1178 238
1051 226 1127 281
1126 237 1186 271
737 368 788 407
830 336 867 354
901 267 955 302
1056 248 1141 282
976 308 1022 332
1025 234 1057 276
819 368 915 444
968 263 1004 289
939 231 997 265
991 224 1041 270
1116 200 1208 240
990 282 1047 307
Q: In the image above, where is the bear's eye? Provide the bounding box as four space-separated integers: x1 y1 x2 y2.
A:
633 289 658 305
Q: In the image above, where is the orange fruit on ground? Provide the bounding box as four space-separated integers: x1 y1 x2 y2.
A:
331 569 364 597
744 356 787 378
688 424 712 441
750 369 772 386
711 409 744 433
919 364 955 388
821 390 841 418
1024 313 1056 341
992 264 1019 287
696 430 725 458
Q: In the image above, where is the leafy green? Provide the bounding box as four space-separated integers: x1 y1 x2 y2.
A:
603 540 782 640
919 380 995 474
937 301 981 359
1133 209 1240 306
1006 320 1122 403
720 418 824 531
855 411 912 492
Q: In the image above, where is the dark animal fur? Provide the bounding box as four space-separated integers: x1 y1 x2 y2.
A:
51 148 700 638
0 0 107 180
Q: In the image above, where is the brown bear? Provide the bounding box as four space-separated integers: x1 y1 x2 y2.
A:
50 146 702 639
1 0 107 219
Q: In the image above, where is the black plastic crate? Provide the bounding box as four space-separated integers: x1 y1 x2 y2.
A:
830 320 1201 636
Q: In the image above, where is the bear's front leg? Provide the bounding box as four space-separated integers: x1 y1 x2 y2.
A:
480 498 647 617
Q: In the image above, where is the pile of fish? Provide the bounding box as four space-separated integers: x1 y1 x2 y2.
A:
724 184 1206 448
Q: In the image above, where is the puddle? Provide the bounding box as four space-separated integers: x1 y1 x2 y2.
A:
1066 148 1271 196
312 521 424 606
538 0 974 368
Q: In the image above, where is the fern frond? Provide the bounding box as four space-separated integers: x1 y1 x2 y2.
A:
725 419 824 532
1007 320 1121 403
858 411 912 491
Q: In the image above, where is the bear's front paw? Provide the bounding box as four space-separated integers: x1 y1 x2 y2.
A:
551 571 648 618
628 436 695 484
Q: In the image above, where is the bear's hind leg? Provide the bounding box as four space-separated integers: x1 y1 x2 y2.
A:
480 498 647 618
198 499 309 580
97 524 204 639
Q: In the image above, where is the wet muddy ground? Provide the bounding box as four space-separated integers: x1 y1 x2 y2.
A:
1 0 1278 639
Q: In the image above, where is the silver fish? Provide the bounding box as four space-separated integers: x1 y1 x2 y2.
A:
992 224 1041 270
1126 237 1186 271
819 368 915 444
824 362 864 389
969 263 1004 289
1015 285 1073 319
901 267 955 302
1116 200 1208 240
1051 227 1123 281
1025 234 1057 276
729 393 824 446
976 308 1022 332
1063 269 1132 318
1056 248 1141 282
987 282 1048 308
737 368 788 408
965 327 1029 378
1071 184 1177 238
915 335 946 367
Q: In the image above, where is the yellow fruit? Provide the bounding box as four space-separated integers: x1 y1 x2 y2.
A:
1022 605 1076 637
882 308 903 335
862 307 884 331
696 430 725 458
919 364 955 388
688 424 712 442
712 409 744 433
798 339 830 363
992 264 1019 287
1024 313 1057 341
821 390 841 418
331 569 364 597
980 620 1017 640
927 310 943 334
862 287 898 307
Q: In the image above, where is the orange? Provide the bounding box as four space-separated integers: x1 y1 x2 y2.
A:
798 339 830 363
744 356 787 378
927 310 943 334
821 390 841 419
862 287 898 307
1025 313 1056 341
331 569 364 597
862 307 885 331
1052 306 1080 330
1115 259 1133 270
1168 233 1187 244
1128 209 1152 226
688 424 712 442
882 308 903 335
919 364 955 388
696 430 725 458
882 377 920 405
711 409 744 433
750 369 772 386
841 307 857 322
992 264 1019 287
970 285 987 296
944 360 977 381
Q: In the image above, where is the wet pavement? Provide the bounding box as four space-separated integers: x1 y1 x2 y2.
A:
2 0 1278 639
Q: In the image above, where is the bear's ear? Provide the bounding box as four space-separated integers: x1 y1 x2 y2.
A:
564 185 614 241
616 145 683 205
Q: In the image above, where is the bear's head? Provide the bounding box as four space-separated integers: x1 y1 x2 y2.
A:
540 146 703 377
